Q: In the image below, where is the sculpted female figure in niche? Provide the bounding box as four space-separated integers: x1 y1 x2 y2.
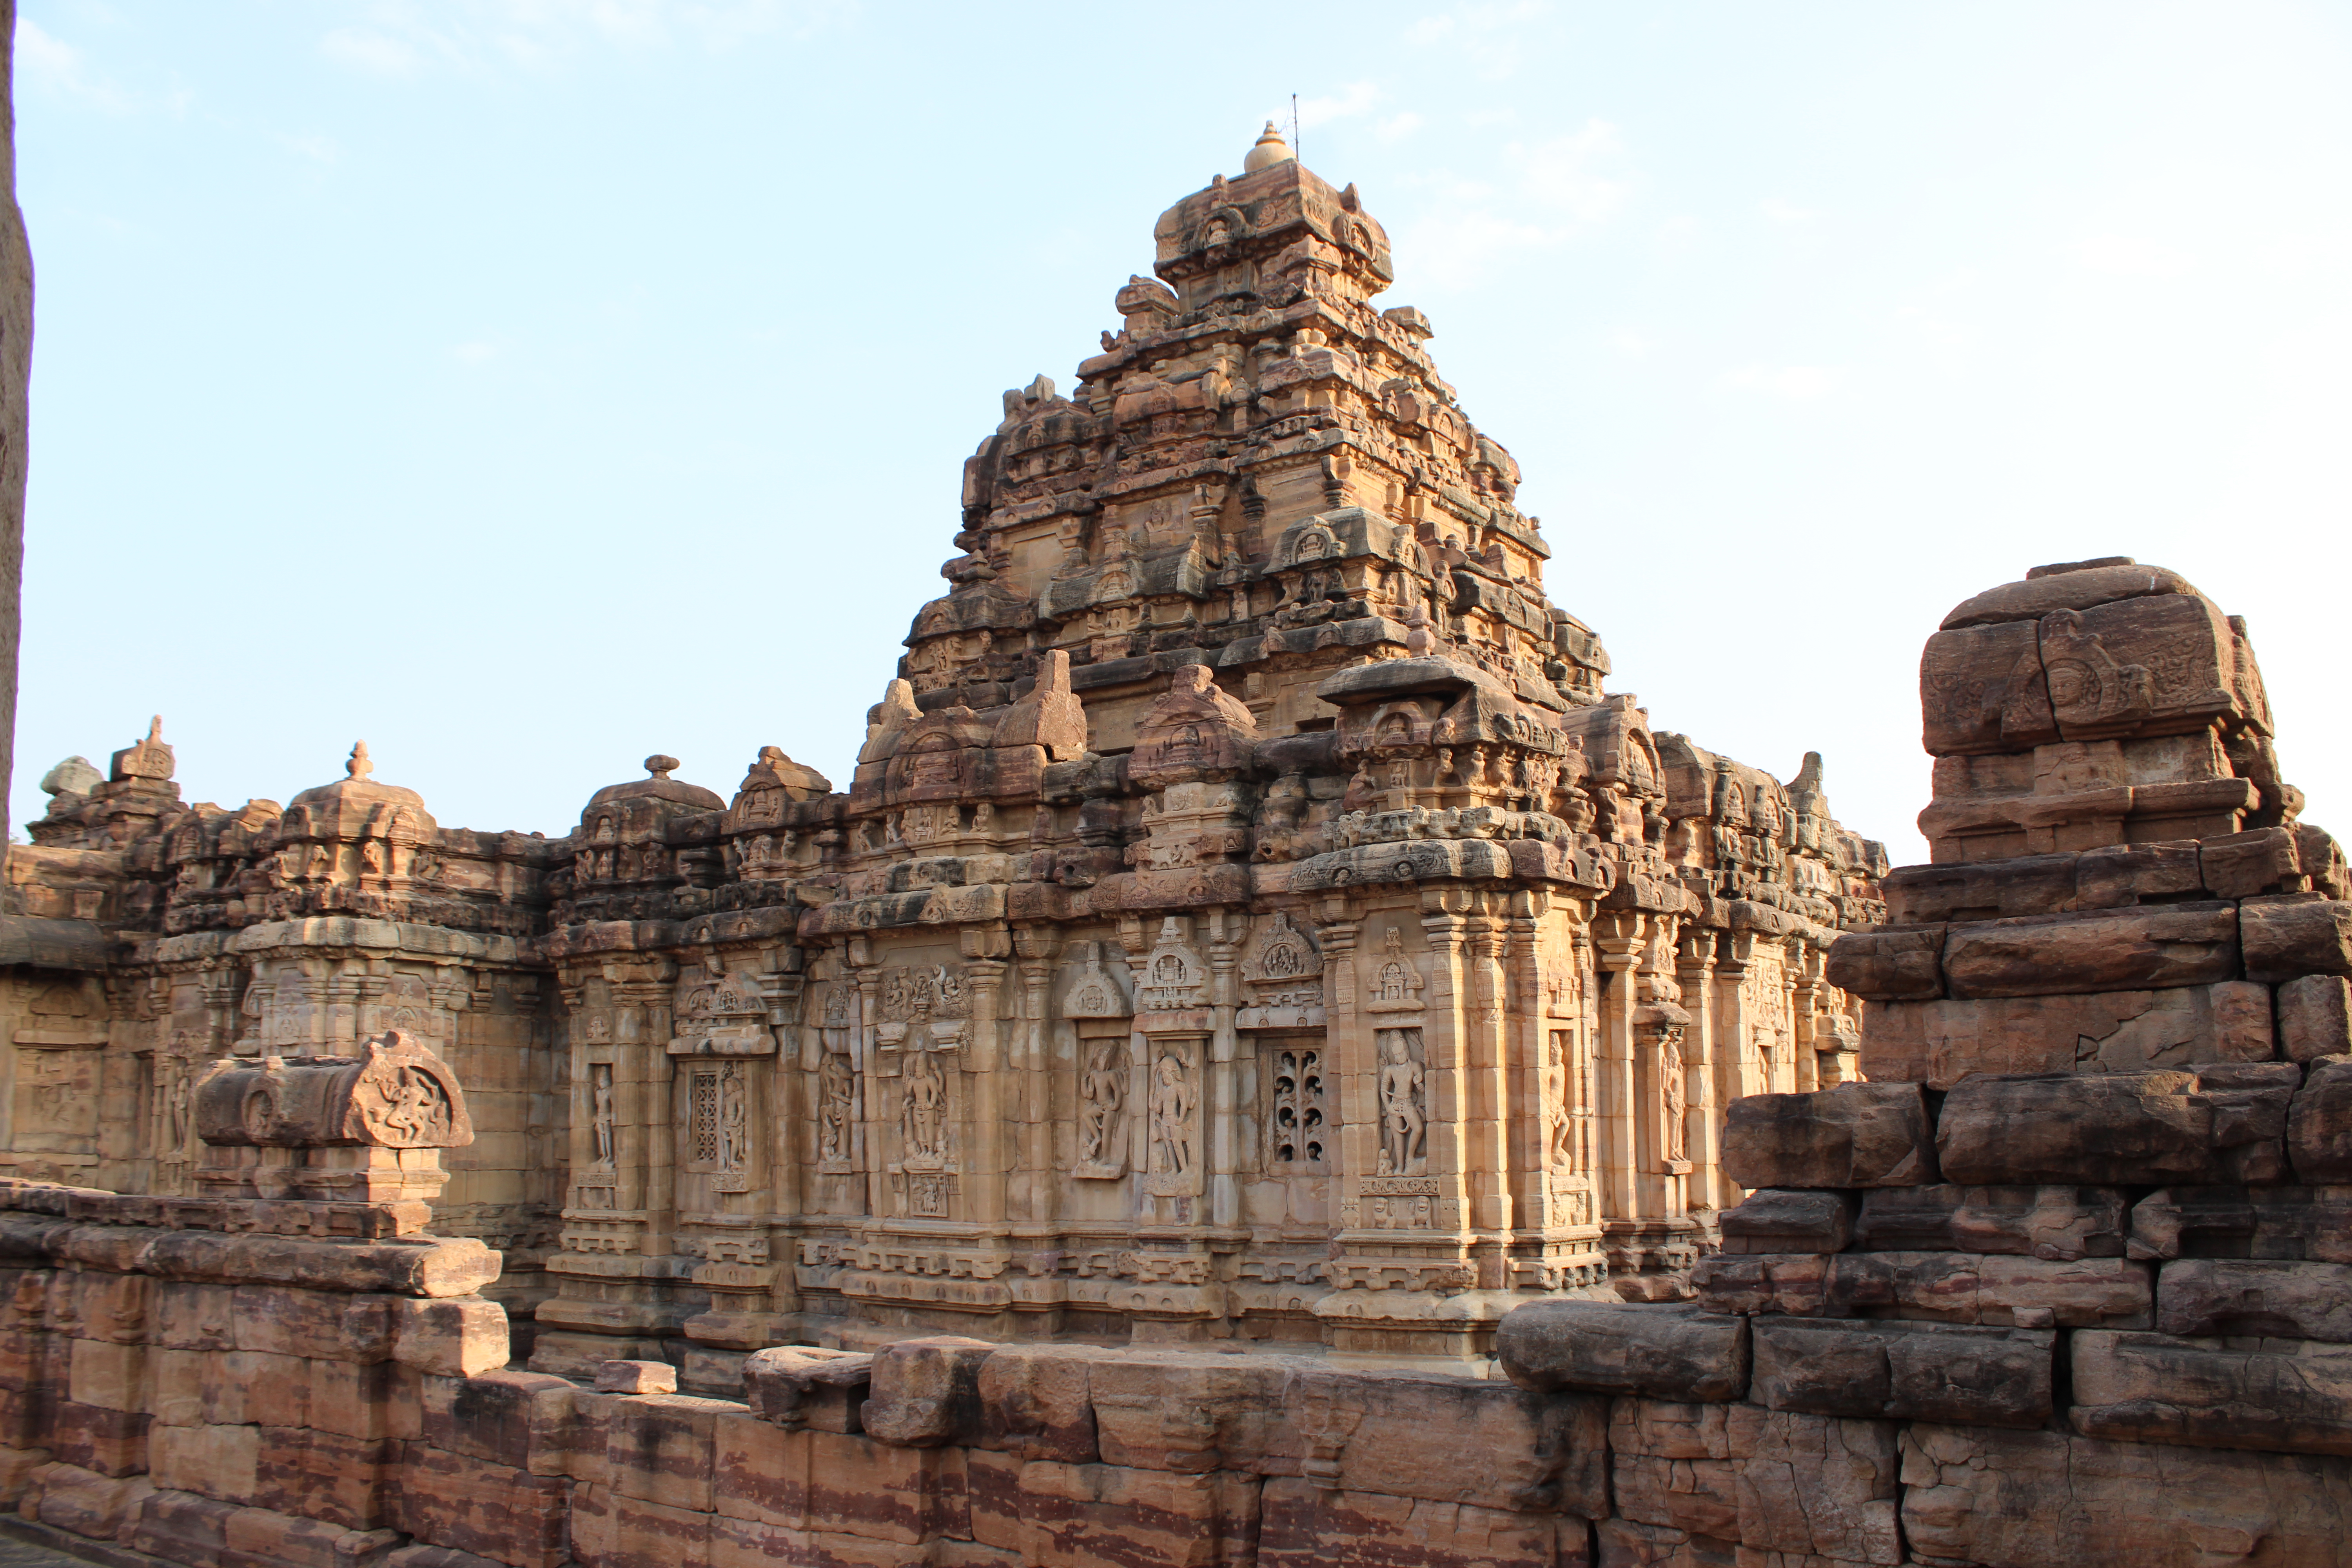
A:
718 1065 750 1173
1079 1041 1125 1164
818 1052 854 1164
590 1065 616 1166
902 1051 947 1162
1657 1027 1688 1164
1150 1054 1196 1174
1377 1031 1427 1175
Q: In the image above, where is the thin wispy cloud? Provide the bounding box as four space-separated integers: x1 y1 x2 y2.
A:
1404 1 1549 76
2070 233 2194 279
1717 363 1840 400
281 133 343 167
1400 118 1629 287
17 18 140 113
1298 81 1380 128
320 0 851 78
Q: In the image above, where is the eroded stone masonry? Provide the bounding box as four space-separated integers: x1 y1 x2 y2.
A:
0 127 1891 1369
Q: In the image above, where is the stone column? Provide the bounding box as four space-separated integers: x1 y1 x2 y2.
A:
1206 907 1243 1231
851 945 883 1220
1676 929 1726 1216
1592 911 1644 1226
1503 892 1546 1246
614 973 678 1258
1791 943 1824 1094
1417 895 1476 1248
1715 931 1760 1125
961 933 1010 1230
1011 925 1059 1227
1313 904 1365 1230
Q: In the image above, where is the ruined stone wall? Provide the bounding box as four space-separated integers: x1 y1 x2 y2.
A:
1 1169 2349 1568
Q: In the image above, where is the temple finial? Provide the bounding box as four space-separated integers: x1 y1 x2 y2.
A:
347 741 372 781
1244 120 1294 174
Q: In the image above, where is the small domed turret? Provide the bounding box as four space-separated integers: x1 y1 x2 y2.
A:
1243 120 1294 174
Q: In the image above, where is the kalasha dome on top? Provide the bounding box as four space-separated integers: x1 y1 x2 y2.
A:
4 125 1889 1371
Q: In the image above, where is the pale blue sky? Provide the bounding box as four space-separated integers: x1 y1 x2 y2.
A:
12 2 2352 864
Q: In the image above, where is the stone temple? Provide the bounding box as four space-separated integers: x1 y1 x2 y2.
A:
0 125 1891 1372
11 120 2352 1568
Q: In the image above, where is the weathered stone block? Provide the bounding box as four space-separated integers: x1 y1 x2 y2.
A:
1720 1083 1936 1190
2245 894 2352 984
253 1425 394 1530
801 1427 970 1543
1942 903 2240 999
225 1504 395 1568
1695 1251 2151 1328
713 1413 807 1530
419 1370 573 1466
1591 1517 1735 1568
149 1421 260 1506
1089 1352 1308 1474
2203 826 2308 898
606 1393 733 1512
1938 1071 2247 1185
1881 854 2079 924
607 1491 713 1568
2280 975 2352 1062
229 1508 400 1568
1920 619 2049 756
1258 1475 1584 1568
596 1358 678 1396
977 1342 1101 1463
26 1460 152 1543
389 1444 570 1568
125 1487 239 1568
1726 1405 1900 1564
1820 927 1943 1002
743 1346 869 1434
2073 1329 2352 1455
1287 1364 1607 1515
155 1282 237 1352
394 1298 508 1379
2157 1258 2352 1341
2290 1056 2352 1181
859 1335 993 1447
2130 1183 2352 1264
1748 1317 2053 1428
1607 1398 1738 1541
1900 1420 2352 1567
65 1338 145 1412
1855 1183 2126 1259
388 1545 519 1568
48 1398 149 1477
978 1458 1260 1568
65 1270 152 1345
1864 985 2272 1087
2076 840 2205 910
230 1286 396 1363
1497 1301 1748 1403
1719 1189 1856 1254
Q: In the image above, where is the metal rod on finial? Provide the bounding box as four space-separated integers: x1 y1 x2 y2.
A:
1292 93 1299 164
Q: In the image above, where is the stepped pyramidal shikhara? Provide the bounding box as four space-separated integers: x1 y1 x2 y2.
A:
0 125 1893 1368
